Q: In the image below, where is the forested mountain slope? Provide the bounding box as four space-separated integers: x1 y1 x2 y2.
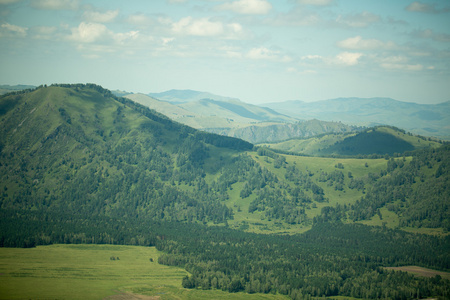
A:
1 84 449 300
0 84 251 227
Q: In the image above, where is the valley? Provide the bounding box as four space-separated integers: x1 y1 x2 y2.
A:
0 84 449 299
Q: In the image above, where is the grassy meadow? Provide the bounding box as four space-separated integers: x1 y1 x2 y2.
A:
222 152 392 234
0 244 288 300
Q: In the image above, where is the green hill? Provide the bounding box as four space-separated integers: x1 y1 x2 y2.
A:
0 84 251 227
1 84 449 300
261 126 443 156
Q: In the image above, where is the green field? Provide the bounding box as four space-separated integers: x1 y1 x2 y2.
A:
0 244 288 300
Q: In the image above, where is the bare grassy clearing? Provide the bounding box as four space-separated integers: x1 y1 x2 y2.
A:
386 266 450 279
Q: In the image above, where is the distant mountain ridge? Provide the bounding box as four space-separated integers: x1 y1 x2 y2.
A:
207 119 359 144
125 93 300 136
0 84 36 95
263 97 450 139
128 91 359 143
149 89 240 103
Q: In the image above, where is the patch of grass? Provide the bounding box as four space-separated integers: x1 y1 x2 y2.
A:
0 244 288 300
358 207 399 229
385 266 450 280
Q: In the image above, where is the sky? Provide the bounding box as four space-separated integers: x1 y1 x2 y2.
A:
0 0 449 104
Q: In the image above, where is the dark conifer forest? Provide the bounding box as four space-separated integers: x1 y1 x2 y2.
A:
0 84 449 299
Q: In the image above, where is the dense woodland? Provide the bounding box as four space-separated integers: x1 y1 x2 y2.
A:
0 84 449 299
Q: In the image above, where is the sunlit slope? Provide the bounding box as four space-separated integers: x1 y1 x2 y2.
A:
127 93 296 129
0 84 252 227
260 126 443 156
229 145 449 235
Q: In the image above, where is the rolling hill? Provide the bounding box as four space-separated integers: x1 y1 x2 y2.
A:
263 97 450 140
260 126 443 156
0 83 252 227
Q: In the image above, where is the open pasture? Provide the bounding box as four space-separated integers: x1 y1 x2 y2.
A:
0 244 287 300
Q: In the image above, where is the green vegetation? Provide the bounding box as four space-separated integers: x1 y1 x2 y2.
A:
0 244 286 300
0 84 449 299
260 126 443 156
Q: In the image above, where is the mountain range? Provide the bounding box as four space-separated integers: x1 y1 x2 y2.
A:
1 84 449 299
263 97 450 139
3 85 448 141
126 92 358 143
135 89 450 141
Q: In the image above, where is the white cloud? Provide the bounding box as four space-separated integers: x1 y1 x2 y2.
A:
246 47 291 62
377 55 424 71
172 17 223 36
297 0 333 6
218 0 272 15
335 11 380 28
30 0 79 10
267 7 320 27
0 22 27 37
337 36 397 50
335 52 363 66
381 63 423 71
406 2 430 12
171 17 244 39
247 47 277 60
69 22 109 43
68 22 139 45
83 10 119 23
114 30 139 44
301 54 323 60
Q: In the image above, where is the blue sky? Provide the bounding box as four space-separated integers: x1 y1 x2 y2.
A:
0 0 449 104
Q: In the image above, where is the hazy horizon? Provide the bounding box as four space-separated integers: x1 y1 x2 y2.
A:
1 0 449 105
